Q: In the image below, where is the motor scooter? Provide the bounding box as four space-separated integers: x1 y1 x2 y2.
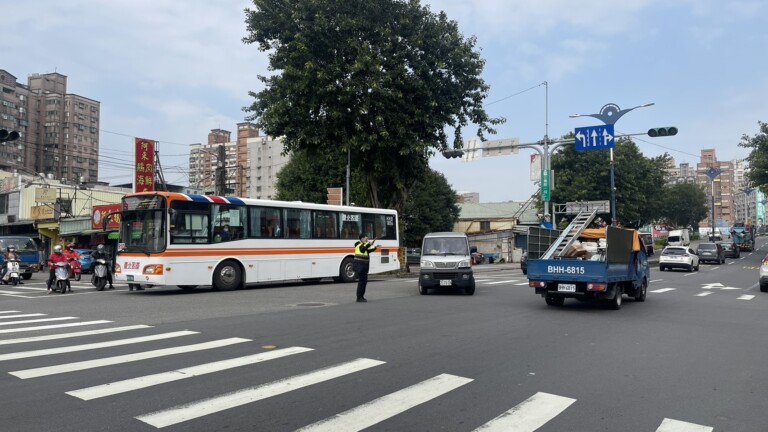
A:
92 258 109 291
68 257 82 281
52 262 71 294
2 259 21 286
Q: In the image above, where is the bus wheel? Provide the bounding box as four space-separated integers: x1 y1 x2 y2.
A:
178 285 197 291
340 257 357 283
213 261 241 291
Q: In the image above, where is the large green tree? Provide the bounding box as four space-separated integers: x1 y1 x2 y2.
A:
549 138 670 227
243 0 503 214
739 121 768 191
402 170 460 246
659 182 708 228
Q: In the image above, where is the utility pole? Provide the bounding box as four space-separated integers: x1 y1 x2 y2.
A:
154 150 167 192
215 144 226 196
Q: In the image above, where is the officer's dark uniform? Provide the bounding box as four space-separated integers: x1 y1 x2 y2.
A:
354 235 377 302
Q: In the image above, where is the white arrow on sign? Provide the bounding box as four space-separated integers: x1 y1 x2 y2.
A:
701 283 741 290
591 130 598 147
603 129 613 143
575 131 586 147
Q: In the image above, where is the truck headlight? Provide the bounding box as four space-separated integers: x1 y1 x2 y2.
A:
457 260 471 269
421 260 434 268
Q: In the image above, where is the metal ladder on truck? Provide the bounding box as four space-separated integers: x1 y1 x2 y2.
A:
541 210 598 259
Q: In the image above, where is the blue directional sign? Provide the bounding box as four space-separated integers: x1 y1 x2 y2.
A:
574 124 615 152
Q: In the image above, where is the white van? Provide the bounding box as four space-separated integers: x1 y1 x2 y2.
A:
666 229 690 246
418 232 475 295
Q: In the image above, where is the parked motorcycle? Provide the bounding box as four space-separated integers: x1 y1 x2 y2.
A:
53 262 71 294
92 258 109 291
68 258 82 281
2 259 21 286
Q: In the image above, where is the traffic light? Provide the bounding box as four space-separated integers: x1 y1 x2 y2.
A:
442 149 464 159
0 129 20 143
647 127 678 137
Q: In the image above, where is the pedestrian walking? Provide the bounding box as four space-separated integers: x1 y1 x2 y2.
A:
354 233 377 302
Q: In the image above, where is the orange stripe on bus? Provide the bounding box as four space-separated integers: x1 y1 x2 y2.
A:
118 247 392 258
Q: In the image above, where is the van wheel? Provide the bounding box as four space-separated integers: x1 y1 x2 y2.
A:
465 283 475 296
212 260 241 291
419 283 428 295
339 257 357 283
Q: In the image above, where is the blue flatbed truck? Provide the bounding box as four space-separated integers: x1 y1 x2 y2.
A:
527 226 650 310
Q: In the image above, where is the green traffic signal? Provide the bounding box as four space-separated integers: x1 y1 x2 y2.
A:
647 127 678 138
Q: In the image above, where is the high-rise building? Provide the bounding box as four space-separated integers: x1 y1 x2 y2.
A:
248 135 290 199
0 70 100 183
664 158 697 185
697 149 735 228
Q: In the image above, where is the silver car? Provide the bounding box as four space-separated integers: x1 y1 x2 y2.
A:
659 246 699 272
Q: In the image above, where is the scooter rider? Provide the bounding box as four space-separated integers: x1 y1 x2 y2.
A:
47 245 69 293
1 245 23 284
91 244 115 289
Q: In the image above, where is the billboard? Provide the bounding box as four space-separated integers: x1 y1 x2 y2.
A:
134 138 155 193
92 204 122 230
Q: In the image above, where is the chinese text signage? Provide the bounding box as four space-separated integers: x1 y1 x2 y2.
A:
134 138 155 192
92 204 122 229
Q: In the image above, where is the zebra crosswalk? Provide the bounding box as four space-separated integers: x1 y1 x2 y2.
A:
0 308 716 431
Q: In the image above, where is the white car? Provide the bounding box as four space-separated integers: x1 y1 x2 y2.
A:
659 246 699 272
759 254 768 292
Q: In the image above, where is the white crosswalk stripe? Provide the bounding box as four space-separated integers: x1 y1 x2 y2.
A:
484 280 519 285
0 316 77 326
9 337 251 379
67 346 314 400
472 392 576 431
0 330 199 362
656 417 713 431
0 325 152 345
297 373 473 432
135 358 386 428
650 288 676 293
695 292 713 297
0 320 112 334
0 313 46 320
737 295 755 300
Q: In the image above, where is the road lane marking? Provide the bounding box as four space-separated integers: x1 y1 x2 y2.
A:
8 286 48 291
711 266 720 270
68 346 314 401
656 418 713 432
9 337 250 379
650 288 676 293
0 310 22 314
135 358 385 428
727 261 734 264
650 279 663 283
297 373 473 431
485 280 519 285
0 325 152 346
475 279 493 283
0 313 46 320
695 292 713 297
737 295 755 301
0 320 113 334
0 330 199 362
0 317 77 326
472 392 576 432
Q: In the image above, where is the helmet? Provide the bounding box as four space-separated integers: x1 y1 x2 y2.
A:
96 244 105 252
7 245 15 252
53 245 63 253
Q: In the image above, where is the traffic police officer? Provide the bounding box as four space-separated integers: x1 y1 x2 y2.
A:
354 233 377 302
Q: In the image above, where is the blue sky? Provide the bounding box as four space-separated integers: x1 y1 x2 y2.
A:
5 0 767 202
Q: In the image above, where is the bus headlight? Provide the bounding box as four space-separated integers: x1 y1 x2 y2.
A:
143 264 164 275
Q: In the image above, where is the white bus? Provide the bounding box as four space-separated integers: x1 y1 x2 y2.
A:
111 192 400 291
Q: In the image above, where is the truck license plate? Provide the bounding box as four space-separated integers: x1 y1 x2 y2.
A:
127 275 134 281
558 283 576 292
440 280 452 286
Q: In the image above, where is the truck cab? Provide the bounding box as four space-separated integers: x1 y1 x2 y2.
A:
0 236 41 280
418 232 475 295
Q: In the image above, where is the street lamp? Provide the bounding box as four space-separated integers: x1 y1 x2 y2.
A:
704 167 722 240
569 103 655 226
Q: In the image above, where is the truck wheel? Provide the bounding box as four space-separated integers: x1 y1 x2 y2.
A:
609 285 623 310
465 283 475 296
635 279 647 302
545 296 564 306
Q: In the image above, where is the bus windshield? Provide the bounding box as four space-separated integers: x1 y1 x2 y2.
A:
119 209 166 253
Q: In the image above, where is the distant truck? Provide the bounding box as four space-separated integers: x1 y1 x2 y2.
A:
0 236 41 280
731 222 755 251
527 226 650 310
666 229 690 247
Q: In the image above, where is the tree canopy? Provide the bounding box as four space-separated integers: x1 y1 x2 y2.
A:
739 121 768 191
549 138 670 227
658 182 708 229
243 0 503 214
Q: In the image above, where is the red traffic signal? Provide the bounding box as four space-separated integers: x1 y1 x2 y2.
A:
647 127 678 138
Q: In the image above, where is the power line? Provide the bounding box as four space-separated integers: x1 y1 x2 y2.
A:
484 82 545 107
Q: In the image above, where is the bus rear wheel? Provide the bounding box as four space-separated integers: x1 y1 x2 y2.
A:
212 261 241 291
339 257 357 283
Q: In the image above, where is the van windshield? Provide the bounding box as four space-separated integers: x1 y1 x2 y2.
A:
668 236 680 242
422 238 468 256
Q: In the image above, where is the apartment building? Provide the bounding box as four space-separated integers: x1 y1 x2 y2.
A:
0 70 100 183
664 158 697 185
248 135 290 200
697 149 735 228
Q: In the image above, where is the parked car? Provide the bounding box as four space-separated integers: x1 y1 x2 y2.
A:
760 254 768 292
697 242 725 264
659 246 699 272
74 249 94 273
520 251 528 275
406 248 421 265
717 241 740 258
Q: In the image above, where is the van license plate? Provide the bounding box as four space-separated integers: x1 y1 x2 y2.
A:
127 275 134 281
558 284 576 292
440 280 452 286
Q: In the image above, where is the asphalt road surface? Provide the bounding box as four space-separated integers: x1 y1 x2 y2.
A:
2 240 768 432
